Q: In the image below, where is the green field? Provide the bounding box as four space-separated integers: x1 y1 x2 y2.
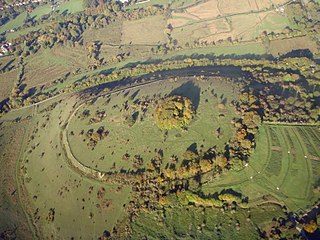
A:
132 203 285 239
203 124 320 211
68 76 240 172
0 94 132 239
0 12 27 33
2 0 84 37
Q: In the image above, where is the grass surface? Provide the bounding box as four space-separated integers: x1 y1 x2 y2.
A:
68 76 240 171
0 12 27 33
131 204 284 239
202 125 320 211
1 94 131 239
121 15 167 44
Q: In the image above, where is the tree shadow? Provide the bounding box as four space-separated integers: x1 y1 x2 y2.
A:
130 89 140 100
280 49 313 59
187 142 198 154
169 81 201 111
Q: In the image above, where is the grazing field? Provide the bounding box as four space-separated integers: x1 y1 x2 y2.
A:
57 0 85 14
83 21 122 45
5 24 49 41
1 0 84 36
0 12 27 33
0 68 17 100
133 206 259 239
269 36 319 57
170 0 291 44
164 41 267 57
202 125 320 211
30 5 52 20
68 76 240 172
30 0 84 19
121 15 167 44
0 95 132 239
0 122 32 239
132 204 285 239
24 46 88 88
100 44 154 62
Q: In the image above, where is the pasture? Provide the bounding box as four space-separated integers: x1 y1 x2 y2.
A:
132 203 285 239
170 0 292 44
23 46 88 88
30 0 84 19
67 76 240 172
0 69 17 100
202 125 320 211
2 0 84 38
0 56 17 100
269 36 319 57
0 94 132 239
83 21 122 45
0 12 27 34
121 15 167 44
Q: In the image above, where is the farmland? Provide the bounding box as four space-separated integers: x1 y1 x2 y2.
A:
0 0 319 238
121 15 167 44
170 0 291 44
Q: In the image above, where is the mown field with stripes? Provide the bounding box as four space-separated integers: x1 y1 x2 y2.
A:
203 124 320 211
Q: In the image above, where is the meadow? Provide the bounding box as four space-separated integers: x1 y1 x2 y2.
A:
0 94 132 239
132 204 285 239
1 0 84 37
202 125 320 211
170 0 291 44
68 76 240 172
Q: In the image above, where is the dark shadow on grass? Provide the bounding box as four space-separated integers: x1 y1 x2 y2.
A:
187 142 198 153
130 89 140 100
280 49 313 60
169 81 201 111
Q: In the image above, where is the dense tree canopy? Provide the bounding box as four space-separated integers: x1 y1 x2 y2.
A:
154 96 194 130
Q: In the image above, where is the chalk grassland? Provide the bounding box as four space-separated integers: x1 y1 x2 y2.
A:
170 0 291 44
83 21 122 45
0 123 33 238
202 125 320 211
0 95 132 239
68 77 239 172
24 47 89 88
121 15 167 44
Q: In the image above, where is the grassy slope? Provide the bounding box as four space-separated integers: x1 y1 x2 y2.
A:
0 12 27 33
202 125 320 211
132 204 285 239
4 0 84 39
0 95 131 239
68 76 239 171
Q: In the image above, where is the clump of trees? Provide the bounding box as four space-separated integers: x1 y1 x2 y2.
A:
81 126 110 148
154 95 194 130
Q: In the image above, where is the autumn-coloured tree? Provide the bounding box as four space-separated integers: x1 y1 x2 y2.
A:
154 96 194 130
